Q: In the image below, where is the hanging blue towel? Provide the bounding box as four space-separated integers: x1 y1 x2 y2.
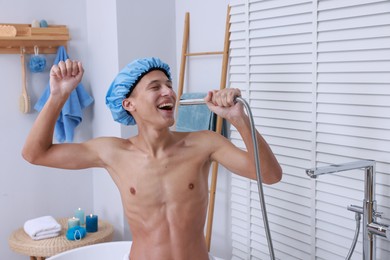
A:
176 92 227 136
34 46 94 143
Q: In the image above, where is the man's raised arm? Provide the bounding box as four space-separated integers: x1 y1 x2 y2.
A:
205 89 282 184
22 60 101 170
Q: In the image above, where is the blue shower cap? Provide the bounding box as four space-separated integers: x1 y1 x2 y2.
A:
105 57 171 125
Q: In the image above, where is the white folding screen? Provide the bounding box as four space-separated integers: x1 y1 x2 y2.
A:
229 0 390 259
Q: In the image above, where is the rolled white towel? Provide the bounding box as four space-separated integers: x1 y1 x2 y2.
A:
24 216 61 240
30 230 61 240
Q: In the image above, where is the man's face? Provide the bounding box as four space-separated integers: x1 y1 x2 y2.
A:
124 70 176 127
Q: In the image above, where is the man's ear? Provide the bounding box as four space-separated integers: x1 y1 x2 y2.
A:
122 98 136 113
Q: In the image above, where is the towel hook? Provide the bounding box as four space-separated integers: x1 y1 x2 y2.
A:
34 45 39 56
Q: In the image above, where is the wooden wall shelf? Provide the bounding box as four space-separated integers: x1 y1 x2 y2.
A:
0 23 69 54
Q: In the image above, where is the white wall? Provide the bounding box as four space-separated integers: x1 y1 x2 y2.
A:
0 1 93 259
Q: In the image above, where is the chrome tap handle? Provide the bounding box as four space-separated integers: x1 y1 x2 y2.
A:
374 211 383 218
347 204 363 214
367 222 390 241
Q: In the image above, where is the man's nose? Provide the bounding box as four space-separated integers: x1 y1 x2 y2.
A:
161 85 174 95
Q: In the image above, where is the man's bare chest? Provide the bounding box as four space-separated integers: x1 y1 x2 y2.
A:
113 151 210 199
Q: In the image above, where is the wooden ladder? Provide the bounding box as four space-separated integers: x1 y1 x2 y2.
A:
176 5 231 251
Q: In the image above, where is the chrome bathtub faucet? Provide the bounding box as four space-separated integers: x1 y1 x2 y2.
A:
306 160 390 260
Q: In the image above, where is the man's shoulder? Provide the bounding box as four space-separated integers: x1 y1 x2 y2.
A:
173 130 223 144
88 136 132 148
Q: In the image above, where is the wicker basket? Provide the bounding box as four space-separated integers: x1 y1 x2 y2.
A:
8 218 114 258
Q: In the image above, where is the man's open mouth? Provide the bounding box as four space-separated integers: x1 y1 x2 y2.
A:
158 103 174 111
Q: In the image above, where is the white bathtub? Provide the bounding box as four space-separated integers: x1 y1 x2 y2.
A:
46 241 223 260
47 241 132 260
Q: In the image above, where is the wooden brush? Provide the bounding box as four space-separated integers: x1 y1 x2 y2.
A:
20 49 30 113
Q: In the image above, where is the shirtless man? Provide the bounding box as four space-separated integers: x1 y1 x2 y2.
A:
22 57 282 260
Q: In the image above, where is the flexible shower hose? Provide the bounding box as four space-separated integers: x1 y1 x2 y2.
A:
236 97 276 260
346 212 361 260
179 96 276 260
